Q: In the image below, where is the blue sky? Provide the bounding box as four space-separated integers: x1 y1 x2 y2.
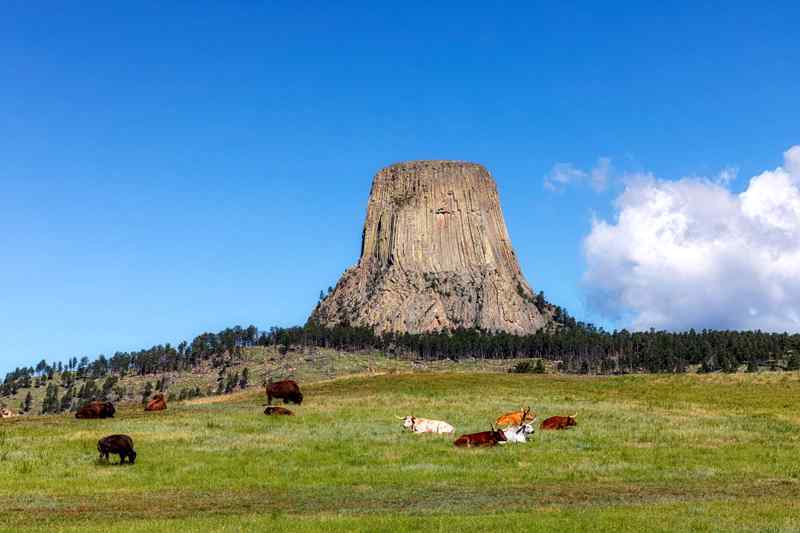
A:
2 2 799 373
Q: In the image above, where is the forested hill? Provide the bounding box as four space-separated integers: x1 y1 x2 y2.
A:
3 321 800 416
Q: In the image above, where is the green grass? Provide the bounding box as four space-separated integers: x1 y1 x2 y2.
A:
1 371 799 531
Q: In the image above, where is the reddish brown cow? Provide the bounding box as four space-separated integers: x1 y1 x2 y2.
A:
539 414 577 430
145 393 167 412
453 426 507 448
266 380 303 405
264 406 294 416
75 401 116 419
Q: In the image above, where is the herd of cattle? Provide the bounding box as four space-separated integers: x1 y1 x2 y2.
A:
64 379 578 464
398 406 578 447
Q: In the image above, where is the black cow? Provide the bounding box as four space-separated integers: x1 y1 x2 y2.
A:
97 434 136 464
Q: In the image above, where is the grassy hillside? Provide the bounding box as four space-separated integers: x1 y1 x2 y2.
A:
1 371 799 531
1 346 545 416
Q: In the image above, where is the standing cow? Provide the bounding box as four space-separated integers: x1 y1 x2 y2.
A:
396 415 454 434
453 426 507 447
97 434 136 464
266 380 303 405
539 414 577 430
145 393 167 411
75 401 116 419
495 407 535 427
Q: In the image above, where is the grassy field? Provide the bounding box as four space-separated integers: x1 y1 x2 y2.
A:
1 371 799 531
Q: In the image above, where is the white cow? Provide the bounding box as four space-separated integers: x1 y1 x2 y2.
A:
396 415 454 434
501 423 535 443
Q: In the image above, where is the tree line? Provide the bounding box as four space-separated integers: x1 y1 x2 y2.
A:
4 319 800 414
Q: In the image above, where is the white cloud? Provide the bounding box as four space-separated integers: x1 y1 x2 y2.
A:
590 157 612 191
583 146 800 332
545 158 612 192
715 166 738 185
544 163 586 191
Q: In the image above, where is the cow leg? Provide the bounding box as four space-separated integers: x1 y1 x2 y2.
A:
267 394 272 405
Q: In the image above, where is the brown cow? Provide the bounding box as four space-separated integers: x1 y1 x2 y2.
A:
264 406 294 416
145 393 167 412
75 401 116 419
495 406 536 427
453 426 508 448
539 414 577 430
97 434 136 464
266 380 303 405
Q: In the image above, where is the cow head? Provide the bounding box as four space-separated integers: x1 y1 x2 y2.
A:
396 415 415 429
521 423 535 435
566 414 577 427
517 406 536 422
103 402 116 417
491 424 507 443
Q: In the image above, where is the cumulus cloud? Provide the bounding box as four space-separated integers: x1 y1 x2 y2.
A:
583 146 800 332
545 158 612 192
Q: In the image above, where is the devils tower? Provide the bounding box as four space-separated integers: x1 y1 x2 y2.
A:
309 160 555 335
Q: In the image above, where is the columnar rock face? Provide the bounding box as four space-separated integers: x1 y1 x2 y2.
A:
308 160 555 335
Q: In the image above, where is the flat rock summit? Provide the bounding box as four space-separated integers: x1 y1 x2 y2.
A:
309 160 556 335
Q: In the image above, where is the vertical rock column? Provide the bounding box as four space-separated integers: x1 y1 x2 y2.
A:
309 160 553 335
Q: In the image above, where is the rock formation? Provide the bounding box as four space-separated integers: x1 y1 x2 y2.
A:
308 160 555 335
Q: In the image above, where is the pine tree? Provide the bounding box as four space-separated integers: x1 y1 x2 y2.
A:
101 376 118 401
23 392 33 412
60 386 75 412
239 368 249 389
80 379 98 401
41 383 59 414
141 382 153 405
787 353 800 371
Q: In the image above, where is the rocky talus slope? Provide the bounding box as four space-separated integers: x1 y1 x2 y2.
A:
309 160 555 334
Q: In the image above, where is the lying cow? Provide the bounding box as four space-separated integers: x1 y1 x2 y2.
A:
454 425 507 447
495 406 536 427
264 406 294 416
97 434 136 464
75 401 116 419
540 414 577 430
501 423 535 443
266 380 303 405
396 415 454 434
145 393 167 412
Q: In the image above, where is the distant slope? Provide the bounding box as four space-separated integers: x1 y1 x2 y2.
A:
0 346 548 416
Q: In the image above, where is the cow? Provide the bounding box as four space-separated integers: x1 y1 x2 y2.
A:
0 406 17 419
501 423 536 443
453 425 507 447
144 393 167 412
396 415 454 434
266 380 303 405
75 401 116 419
539 414 577 430
264 406 294 416
495 406 535 427
97 434 136 464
